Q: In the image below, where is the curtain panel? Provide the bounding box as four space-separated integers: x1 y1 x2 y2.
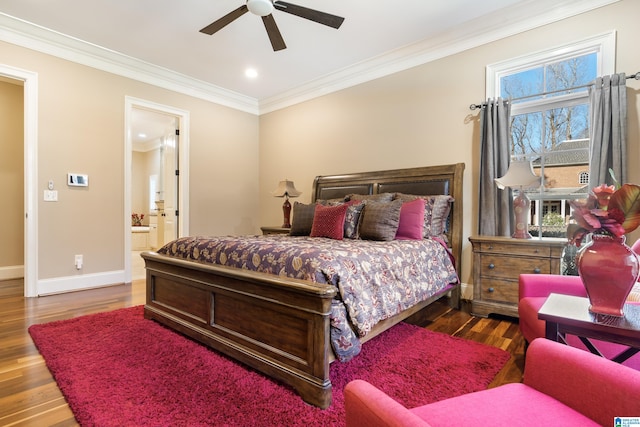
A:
478 98 512 237
589 73 627 187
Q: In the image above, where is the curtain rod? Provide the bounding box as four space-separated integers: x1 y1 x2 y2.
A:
469 71 640 110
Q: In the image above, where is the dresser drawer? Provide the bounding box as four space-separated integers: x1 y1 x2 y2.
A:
470 236 566 318
479 254 551 279
479 241 551 257
479 278 519 304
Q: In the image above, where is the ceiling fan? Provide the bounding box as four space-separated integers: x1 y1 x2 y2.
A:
200 0 345 51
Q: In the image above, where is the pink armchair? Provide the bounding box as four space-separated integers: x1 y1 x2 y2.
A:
345 338 640 426
519 240 640 370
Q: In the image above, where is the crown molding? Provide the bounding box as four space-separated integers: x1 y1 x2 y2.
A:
0 0 620 116
0 12 260 115
258 0 620 114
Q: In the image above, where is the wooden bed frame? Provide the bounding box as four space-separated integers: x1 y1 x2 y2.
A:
142 163 464 409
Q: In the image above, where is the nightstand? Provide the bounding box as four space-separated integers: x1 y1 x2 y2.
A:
260 226 291 235
469 236 565 318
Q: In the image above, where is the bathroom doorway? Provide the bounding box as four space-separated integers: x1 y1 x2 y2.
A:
124 97 190 283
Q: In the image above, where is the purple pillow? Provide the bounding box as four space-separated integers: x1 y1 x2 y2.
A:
395 198 426 240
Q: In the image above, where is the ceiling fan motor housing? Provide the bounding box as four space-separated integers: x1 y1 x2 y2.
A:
247 0 274 16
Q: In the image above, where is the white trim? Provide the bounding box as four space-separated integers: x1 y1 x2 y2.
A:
0 265 24 280
260 0 620 114
37 270 126 296
0 1 620 116
0 64 38 297
486 30 617 99
124 97 190 283
0 13 259 115
460 282 473 301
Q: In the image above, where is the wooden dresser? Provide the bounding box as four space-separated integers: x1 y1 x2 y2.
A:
469 236 565 318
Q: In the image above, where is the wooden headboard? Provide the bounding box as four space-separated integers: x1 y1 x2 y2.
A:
311 163 465 283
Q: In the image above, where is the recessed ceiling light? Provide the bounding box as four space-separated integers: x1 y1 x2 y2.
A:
245 68 258 79
138 133 147 138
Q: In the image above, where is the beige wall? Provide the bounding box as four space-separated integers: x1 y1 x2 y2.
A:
258 0 640 287
2 0 639 293
0 40 260 283
0 79 24 268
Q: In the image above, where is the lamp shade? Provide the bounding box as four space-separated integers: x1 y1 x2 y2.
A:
495 160 541 190
271 180 301 198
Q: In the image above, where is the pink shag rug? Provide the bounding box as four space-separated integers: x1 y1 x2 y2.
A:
29 306 510 427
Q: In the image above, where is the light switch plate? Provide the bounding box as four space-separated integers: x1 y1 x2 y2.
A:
44 190 58 201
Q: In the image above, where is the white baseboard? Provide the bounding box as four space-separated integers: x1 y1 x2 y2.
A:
0 265 24 280
37 270 126 296
460 282 473 301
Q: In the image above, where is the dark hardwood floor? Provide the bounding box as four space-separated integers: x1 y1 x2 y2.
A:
0 279 524 426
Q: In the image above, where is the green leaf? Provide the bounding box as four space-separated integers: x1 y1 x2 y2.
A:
608 168 620 189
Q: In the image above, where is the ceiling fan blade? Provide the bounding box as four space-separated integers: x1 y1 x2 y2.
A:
273 1 344 29
261 14 287 51
200 5 248 35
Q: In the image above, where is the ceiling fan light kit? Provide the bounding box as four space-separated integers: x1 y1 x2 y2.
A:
247 0 274 17
200 1 345 52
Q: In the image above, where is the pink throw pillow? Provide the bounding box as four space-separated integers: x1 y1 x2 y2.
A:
311 203 349 240
395 198 426 240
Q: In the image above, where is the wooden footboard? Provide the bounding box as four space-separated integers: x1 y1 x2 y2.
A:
142 251 337 408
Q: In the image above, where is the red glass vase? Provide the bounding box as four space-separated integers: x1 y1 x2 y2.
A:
577 234 640 317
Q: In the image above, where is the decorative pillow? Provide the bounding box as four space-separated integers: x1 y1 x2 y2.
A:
318 199 365 239
310 203 349 240
429 195 454 236
358 199 403 241
394 193 454 237
344 201 365 239
345 192 394 203
289 202 316 236
395 198 426 240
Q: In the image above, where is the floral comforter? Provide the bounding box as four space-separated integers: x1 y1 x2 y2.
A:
157 235 458 361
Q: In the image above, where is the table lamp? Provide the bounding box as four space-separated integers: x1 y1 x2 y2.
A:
495 160 541 239
272 180 301 228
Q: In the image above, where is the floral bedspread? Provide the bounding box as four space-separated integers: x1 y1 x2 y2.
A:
157 235 458 361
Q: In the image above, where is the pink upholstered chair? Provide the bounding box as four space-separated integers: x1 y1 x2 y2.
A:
518 238 640 370
344 338 640 427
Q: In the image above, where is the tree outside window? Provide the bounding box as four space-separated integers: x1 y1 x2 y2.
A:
497 53 597 237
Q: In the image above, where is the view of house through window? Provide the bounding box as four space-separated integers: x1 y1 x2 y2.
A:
495 48 602 237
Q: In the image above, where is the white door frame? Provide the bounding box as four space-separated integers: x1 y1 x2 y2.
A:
124 97 190 283
0 64 38 297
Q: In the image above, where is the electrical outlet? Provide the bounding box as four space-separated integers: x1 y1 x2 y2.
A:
75 254 83 270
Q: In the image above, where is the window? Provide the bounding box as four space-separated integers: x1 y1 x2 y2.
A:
486 32 615 237
578 171 589 185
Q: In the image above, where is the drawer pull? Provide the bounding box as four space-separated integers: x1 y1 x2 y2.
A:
534 267 541 274
488 263 495 269
487 245 493 250
488 287 495 293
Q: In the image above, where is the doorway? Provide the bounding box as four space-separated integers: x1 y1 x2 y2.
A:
124 97 190 283
0 65 38 297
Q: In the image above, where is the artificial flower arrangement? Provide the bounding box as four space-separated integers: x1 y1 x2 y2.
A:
567 178 640 246
131 213 145 226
